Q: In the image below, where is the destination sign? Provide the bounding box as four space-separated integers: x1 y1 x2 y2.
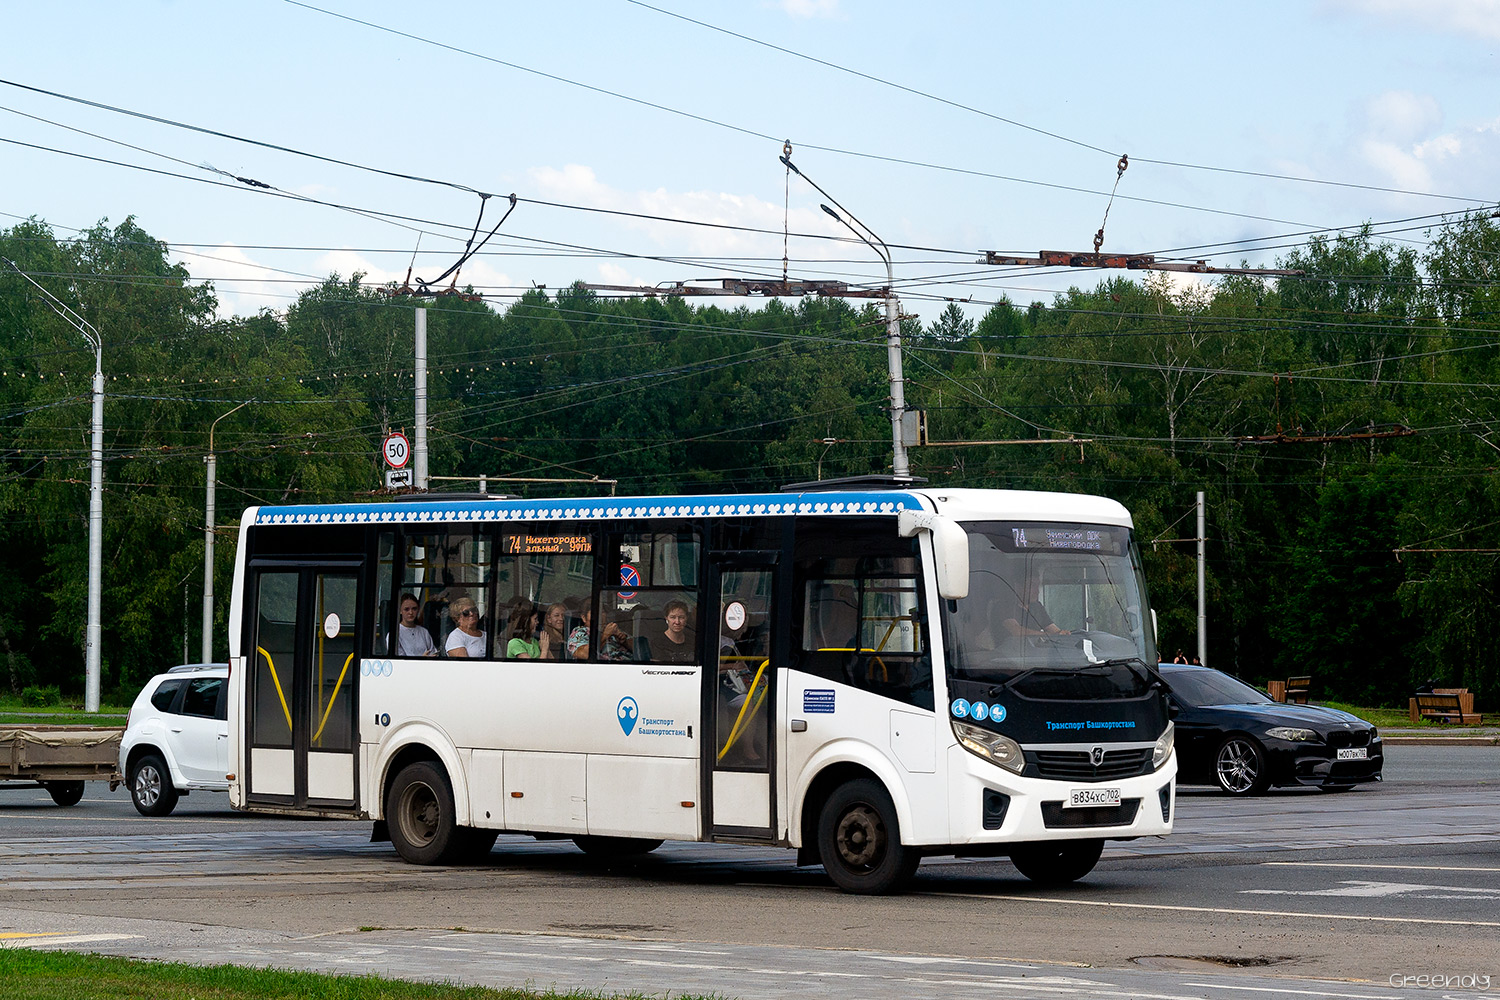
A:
998 523 1129 555
503 534 593 555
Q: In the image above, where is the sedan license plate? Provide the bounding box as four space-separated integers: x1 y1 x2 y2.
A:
1336 747 1368 760
1067 787 1122 809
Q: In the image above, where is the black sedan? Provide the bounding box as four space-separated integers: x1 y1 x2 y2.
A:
1159 664 1383 795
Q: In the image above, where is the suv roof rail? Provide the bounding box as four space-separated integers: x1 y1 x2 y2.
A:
167 662 229 673
779 474 929 493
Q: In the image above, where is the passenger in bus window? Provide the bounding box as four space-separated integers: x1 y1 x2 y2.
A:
444 597 488 658
657 599 696 664
504 602 542 659
538 603 568 660
566 606 592 659
389 593 437 657
599 609 634 661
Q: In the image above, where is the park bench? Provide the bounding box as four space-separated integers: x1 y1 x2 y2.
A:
1408 689 1482 725
1269 676 1313 703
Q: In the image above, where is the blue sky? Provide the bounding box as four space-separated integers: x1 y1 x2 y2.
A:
3 0 1497 321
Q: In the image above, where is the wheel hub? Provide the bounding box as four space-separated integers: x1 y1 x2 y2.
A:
835 804 884 868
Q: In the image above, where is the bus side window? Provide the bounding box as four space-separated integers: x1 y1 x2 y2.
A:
791 523 933 710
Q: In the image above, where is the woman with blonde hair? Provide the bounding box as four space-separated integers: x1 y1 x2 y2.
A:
538 602 569 660
444 597 487 658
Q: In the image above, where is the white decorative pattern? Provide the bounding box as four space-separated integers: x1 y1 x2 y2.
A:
252 492 917 526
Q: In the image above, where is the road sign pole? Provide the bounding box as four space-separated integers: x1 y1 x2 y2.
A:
414 307 427 490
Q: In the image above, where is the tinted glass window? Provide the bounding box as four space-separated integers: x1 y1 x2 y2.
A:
791 520 932 710
1165 668 1270 707
150 678 186 713
181 677 222 718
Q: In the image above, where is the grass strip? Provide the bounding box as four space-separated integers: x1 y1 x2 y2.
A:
0 949 721 1000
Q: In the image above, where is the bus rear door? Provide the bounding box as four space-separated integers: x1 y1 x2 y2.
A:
706 555 778 840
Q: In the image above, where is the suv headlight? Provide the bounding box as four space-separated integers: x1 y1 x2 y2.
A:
1266 726 1319 742
1152 721 1174 769
952 721 1025 773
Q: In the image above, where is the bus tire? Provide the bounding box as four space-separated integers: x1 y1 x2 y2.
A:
387 761 462 865
817 778 919 895
44 781 86 807
1009 838 1104 884
572 836 663 857
130 753 179 816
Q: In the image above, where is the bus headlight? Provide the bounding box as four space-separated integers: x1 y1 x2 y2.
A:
952 721 1025 773
1152 722 1175 770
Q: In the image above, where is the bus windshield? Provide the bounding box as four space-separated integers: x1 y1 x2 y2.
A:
945 522 1157 695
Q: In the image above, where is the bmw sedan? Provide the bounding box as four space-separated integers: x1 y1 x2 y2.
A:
1159 663 1383 796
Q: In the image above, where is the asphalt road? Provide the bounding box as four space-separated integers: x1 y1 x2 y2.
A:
2 744 1497 999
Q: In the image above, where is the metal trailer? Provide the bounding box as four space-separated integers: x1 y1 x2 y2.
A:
1 725 123 806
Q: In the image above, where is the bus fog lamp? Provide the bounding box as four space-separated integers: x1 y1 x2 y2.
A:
953 721 1025 774
1152 722 1174 769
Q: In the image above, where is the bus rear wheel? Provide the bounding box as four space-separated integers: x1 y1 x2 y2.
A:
817 778 920 895
387 762 463 865
1009 838 1104 884
573 836 663 857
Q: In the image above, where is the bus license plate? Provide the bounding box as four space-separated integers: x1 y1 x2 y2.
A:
1067 787 1122 809
1336 748 1368 760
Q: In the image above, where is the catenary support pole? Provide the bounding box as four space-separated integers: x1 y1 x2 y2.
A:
204 401 249 663
415 307 428 490
1197 490 1207 666
86 357 103 712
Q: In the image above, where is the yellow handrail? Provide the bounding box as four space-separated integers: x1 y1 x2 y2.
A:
312 652 355 745
717 658 769 762
256 645 293 733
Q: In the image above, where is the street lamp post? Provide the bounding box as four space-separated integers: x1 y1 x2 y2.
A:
779 156 910 478
204 400 250 663
3 257 105 711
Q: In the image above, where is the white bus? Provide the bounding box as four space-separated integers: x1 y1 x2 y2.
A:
226 479 1175 893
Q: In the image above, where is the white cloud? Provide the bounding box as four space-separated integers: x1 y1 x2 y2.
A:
528 163 839 260
770 0 842 19
185 244 514 319
1324 0 1500 41
1350 91 1500 197
1363 90 1442 145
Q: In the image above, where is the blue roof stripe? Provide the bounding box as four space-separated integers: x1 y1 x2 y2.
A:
252 491 922 527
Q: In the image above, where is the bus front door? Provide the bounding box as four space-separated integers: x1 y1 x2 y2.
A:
707 559 776 841
245 565 361 810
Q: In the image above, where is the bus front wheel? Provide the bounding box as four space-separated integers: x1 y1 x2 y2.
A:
817 778 920 895
387 762 462 865
1009 838 1104 884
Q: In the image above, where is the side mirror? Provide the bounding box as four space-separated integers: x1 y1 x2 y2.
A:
898 510 969 600
1168 700 1181 720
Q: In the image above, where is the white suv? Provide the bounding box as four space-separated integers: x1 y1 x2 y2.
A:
120 663 230 816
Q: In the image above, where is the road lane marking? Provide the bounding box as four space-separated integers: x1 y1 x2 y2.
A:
1242 880 1500 899
1262 861 1500 873
918 891 1500 927
1182 984 1399 999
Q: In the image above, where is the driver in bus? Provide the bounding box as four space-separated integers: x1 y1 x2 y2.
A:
1002 578 1070 637
389 593 438 657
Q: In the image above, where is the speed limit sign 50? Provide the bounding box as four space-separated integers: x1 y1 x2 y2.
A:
383 432 411 469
